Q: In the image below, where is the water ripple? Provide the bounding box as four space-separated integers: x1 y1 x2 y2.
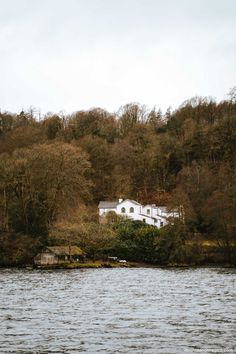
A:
0 267 235 353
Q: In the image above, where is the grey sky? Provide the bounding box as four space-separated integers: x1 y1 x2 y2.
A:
0 0 235 115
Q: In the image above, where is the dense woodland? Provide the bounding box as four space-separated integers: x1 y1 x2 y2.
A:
0 90 236 266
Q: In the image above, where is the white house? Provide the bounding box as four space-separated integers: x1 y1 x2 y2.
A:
98 199 180 228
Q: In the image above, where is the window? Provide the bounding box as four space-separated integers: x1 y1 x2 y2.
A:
121 207 126 213
147 209 150 215
130 207 134 213
143 218 146 223
160 221 164 227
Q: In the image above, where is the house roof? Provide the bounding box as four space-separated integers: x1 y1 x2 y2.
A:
139 213 153 219
98 201 119 208
156 214 168 220
46 246 84 256
159 206 179 214
99 199 142 208
120 199 141 205
159 206 168 212
140 213 167 221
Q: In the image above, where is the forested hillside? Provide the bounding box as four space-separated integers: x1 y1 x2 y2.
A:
0 92 235 265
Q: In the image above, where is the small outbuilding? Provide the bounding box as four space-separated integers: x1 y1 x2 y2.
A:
34 246 85 265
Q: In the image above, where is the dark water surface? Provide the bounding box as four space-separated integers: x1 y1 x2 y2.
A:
0 267 235 354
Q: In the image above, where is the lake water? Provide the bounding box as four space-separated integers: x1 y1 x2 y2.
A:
0 268 235 354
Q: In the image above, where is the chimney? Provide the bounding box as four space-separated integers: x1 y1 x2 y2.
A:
118 198 123 203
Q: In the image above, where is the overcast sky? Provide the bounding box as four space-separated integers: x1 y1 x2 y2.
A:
0 0 235 115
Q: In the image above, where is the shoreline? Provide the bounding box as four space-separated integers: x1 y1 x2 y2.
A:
0 261 235 270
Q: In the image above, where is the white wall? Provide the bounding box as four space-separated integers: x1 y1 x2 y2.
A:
99 199 177 228
99 208 117 216
116 200 141 218
141 205 152 217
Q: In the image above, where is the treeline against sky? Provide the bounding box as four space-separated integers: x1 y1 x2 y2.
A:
0 92 235 264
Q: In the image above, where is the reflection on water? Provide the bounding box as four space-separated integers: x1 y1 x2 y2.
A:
0 268 235 353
